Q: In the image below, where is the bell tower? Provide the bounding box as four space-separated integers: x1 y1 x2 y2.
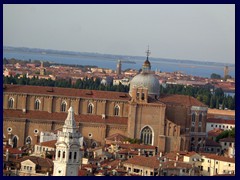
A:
53 107 81 176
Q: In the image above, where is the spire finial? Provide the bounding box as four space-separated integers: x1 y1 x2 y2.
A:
145 45 151 60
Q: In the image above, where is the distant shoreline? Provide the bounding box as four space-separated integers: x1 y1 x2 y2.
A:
3 46 235 67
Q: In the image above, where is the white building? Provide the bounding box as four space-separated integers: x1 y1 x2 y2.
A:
206 118 235 132
53 107 82 176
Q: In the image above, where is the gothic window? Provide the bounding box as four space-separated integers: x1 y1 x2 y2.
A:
61 101 67 112
12 136 18 148
25 136 32 145
34 99 41 110
114 105 120 116
87 103 94 114
140 126 153 145
69 152 72 160
192 113 196 122
8 97 14 109
141 93 145 100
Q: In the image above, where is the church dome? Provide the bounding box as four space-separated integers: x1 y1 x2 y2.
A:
129 73 160 98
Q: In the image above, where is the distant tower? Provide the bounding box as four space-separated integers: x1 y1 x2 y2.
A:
40 61 46 75
53 107 81 176
116 60 122 76
224 66 229 79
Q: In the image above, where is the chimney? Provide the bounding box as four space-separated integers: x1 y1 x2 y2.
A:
159 152 162 158
6 149 9 162
138 149 141 156
8 133 13 147
176 153 179 161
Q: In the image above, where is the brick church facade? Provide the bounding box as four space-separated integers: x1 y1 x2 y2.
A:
3 59 208 153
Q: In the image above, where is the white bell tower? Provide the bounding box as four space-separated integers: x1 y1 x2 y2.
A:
53 107 81 176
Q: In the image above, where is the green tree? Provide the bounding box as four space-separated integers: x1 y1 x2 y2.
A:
211 73 221 79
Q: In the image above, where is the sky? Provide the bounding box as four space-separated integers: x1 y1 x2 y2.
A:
3 4 235 63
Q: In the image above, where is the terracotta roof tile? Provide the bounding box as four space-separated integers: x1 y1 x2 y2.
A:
207 118 235 125
205 139 221 147
3 147 23 154
123 156 159 169
118 143 156 150
161 161 192 169
105 133 128 142
38 140 57 148
16 156 53 168
4 109 128 125
159 94 206 107
219 138 235 143
208 128 224 137
4 84 131 101
200 153 235 163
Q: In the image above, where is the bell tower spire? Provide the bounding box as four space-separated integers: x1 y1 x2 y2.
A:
53 106 82 176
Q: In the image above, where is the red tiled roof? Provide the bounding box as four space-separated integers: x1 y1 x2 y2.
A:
4 84 131 101
161 161 192 169
118 149 138 155
208 128 224 137
4 109 128 125
78 169 88 176
205 139 221 147
207 118 235 125
3 147 23 154
219 138 235 143
39 140 57 148
159 94 206 107
200 153 235 163
123 156 159 169
118 143 156 150
16 156 53 168
183 151 198 157
105 133 128 142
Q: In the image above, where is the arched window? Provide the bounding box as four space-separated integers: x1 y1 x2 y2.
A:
58 151 61 158
141 126 153 145
63 151 65 159
74 152 77 160
114 105 120 116
8 97 14 109
34 99 41 110
69 152 72 159
25 136 32 145
87 103 93 114
192 113 196 122
61 101 67 112
12 136 18 148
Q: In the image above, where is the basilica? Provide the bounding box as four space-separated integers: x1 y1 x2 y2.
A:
3 55 208 153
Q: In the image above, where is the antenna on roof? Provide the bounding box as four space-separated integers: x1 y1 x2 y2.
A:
145 45 151 60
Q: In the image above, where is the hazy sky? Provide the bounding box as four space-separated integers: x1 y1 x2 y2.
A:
3 4 235 63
